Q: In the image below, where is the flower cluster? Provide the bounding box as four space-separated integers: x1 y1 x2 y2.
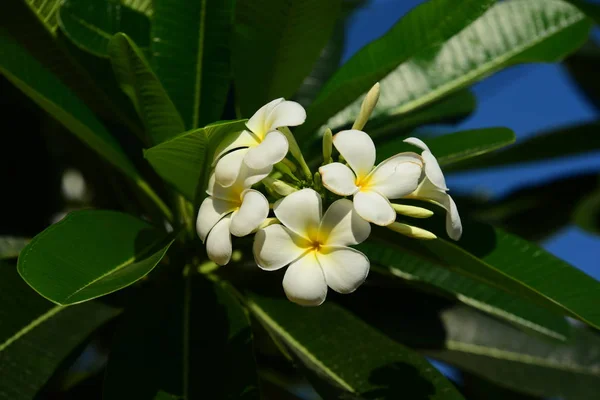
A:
197 84 462 306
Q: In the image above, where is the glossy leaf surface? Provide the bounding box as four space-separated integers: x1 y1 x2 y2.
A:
233 0 341 115
18 210 173 305
152 0 235 128
323 0 591 137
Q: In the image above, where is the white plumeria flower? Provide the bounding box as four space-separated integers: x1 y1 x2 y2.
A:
213 98 306 187
404 137 462 241
197 166 269 266
253 189 371 306
319 129 423 226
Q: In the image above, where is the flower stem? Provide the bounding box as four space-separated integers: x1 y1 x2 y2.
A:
136 180 174 223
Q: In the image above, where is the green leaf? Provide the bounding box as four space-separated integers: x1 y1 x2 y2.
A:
574 189 600 235
0 262 119 400
233 0 342 116
247 294 464 399
122 0 153 16
566 0 600 24
359 240 571 341
565 41 600 111
446 122 600 172
377 222 600 329
151 0 235 128
0 237 29 260
0 32 142 184
154 392 181 400
103 274 259 399
319 0 591 137
376 127 516 164
108 33 186 145
17 210 174 306
427 305 600 399
58 0 151 58
296 0 495 138
144 119 247 204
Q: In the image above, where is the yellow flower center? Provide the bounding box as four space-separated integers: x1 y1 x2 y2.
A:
355 174 372 192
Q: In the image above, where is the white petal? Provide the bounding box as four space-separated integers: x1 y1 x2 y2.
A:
206 216 232 266
214 148 248 187
368 153 423 199
244 130 289 170
353 190 396 226
333 130 376 178
319 163 358 196
318 199 371 246
412 180 462 240
230 189 269 237
196 197 236 242
247 98 284 138
317 246 369 294
445 194 463 241
403 137 430 152
265 100 306 131
404 137 448 190
273 188 322 239
213 129 259 163
253 224 310 271
282 252 327 306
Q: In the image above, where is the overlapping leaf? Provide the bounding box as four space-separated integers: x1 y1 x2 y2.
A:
109 33 185 144
324 0 591 136
144 119 247 204
0 262 119 400
18 210 173 305
233 0 342 116
247 293 464 399
297 0 495 138
58 0 151 57
104 274 258 399
152 0 235 128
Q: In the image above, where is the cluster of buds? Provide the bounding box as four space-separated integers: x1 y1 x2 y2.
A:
197 83 461 306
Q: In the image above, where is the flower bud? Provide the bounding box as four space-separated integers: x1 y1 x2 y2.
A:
391 204 434 219
352 82 380 130
387 222 437 240
263 177 298 196
322 128 333 164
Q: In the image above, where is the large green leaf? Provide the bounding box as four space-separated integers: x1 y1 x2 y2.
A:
567 0 600 23
0 237 29 260
103 273 259 399
427 306 600 399
376 127 516 164
296 0 495 138
322 0 591 136
376 221 600 329
17 210 173 306
144 119 247 204
58 0 151 58
446 122 600 172
151 0 235 129
122 0 153 16
233 0 342 116
0 32 141 184
359 240 570 340
108 33 186 144
0 262 119 400
247 293 464 399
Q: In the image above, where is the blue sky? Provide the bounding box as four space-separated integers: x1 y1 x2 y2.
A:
344 0 600 280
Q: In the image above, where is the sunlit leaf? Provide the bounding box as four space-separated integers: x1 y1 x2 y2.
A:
18 210 174 305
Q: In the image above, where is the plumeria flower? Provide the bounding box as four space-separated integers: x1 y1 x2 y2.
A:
319 129 423 226
197 165 269 266
213 98 306 187
253 189 371 306
403 137 462 241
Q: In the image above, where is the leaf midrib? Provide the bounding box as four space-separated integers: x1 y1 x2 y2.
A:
0 305 64 352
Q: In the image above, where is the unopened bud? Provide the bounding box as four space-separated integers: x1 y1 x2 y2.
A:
387 222 437 240
263 177 298 196
352 82 380 130
391 204 434 219
322 128 333 164
314 172 322 191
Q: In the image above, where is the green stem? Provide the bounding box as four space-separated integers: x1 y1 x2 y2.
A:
136 180 174 223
